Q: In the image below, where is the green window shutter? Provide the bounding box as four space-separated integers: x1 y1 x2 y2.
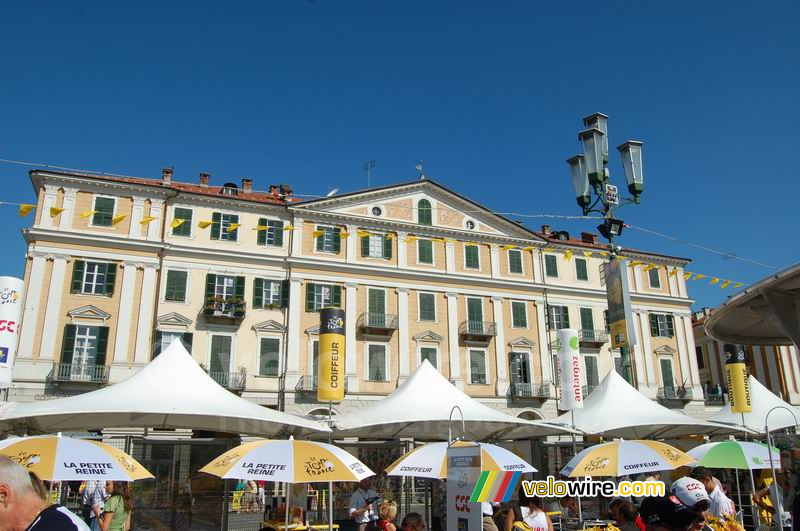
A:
211 212 221 240
60 324 77 365
465 245 479 269
152 331 162 358
418 199 432 225
229 215 240 242
175 271 187 301
512 303 526 327
95 326 109 366
561 306 570 328
306 283 316 312
419 240 433 263
650 314 659 336
580 308 594 330
316 227 324 252
104 263 117 296
235 276 245 299
332 285 342 308
576 259 588 281
545 254 558 277
205 273 216 299
666 315 675 337
92 197 115 226
253 278 264 308
182 332 193 352
383 235 392 259
332 228 341 253
71 260 85 293
509 250 522 273
165 271 178 301
257 218 267 246
649 267 661 288
361 235 370 257
280 279 289 308
273 221 284 246
419 293 435 321
172 208 192 236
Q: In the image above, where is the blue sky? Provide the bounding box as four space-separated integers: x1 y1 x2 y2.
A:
1 1 797 310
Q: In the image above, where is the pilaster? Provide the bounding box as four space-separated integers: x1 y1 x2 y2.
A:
147 200 164 241
38 255 69 362
345 282 359 392
397 288 410 383
129 197 146 238
535 303 551 385
59 188 78 230
17 254 46 362
291 217 304 257
285 278 303 389
445 292 462 389
39 185 59 229
491 296 508 395
445 242 456 275
489 244 500 279
397 232 407 269
345 225 357 264
109 262 140 383
132 264 158 366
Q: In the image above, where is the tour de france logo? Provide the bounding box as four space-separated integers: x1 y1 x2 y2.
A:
326 317 344 330
213 453 240 468
11 451 41 468
584 456 610 473
660 447 682 463
0 288 19 305
116 455 137 472
305 456 335 476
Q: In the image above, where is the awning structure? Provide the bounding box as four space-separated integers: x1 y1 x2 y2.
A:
0 341 329 437
541 370 743 439
705 262 800 348
332 360 578 440
707 375 800 434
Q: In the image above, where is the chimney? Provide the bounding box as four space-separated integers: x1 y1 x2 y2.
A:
161 167 173 185
279 184 293 197
269 184 280 197
581 232 598 244
199 173 210 188
242 178 253 193
541 224 551 235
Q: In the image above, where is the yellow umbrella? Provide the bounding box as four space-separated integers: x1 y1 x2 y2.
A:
561 439 695 477
0 435 153 482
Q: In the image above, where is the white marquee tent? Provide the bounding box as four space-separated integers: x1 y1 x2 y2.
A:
708 375 800 434
331 360 579 440
541 369 742 438
0 341 328 437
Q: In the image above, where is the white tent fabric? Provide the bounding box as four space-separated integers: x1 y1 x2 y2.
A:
0 341 328 437
707 375 800 434
332 360 578 440
542 369 741 438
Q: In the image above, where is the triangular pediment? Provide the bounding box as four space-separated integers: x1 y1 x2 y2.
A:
67 305 111 322
290 180 534 240
252 320 287 333
305 325 320 336
157 312 193 327
413 330 445 343
654 345 678 356
508 337 536 348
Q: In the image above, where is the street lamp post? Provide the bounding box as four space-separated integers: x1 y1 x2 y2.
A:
567 113 645 385
764 405 798 529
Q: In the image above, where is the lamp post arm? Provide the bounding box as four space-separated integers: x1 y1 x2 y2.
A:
764 405 799 526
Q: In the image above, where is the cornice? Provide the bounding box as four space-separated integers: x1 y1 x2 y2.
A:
31 171 174 199
24 228 165 253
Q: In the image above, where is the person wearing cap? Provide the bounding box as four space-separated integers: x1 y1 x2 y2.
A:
690 467 734 518
639 491 709 531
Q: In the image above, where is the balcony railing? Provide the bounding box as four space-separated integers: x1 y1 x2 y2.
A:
581 384 598 398
295 375 348 393
704 393 725 405
203 299 245 323
509 382 551 399
51 363 109 384
209 370 246 391
358 313 398 334
578 329 609 345
657 386 693 401
458 320 497 341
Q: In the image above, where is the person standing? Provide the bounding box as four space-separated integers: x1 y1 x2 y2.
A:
691 467 735 518
349 478 380 531
99 480 132 531
506 485 553 531
379 500 398 531
482 502 500 531
81 480 106 531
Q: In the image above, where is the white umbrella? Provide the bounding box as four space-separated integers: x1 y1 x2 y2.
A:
561 440 695 477
386 441 536 479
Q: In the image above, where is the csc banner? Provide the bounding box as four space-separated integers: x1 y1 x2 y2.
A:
446 442 482 531
724 344 752 413
317 308 346 403
0 277 24 389
557 328 584 410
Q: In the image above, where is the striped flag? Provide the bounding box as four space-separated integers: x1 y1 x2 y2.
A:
469 471 520 503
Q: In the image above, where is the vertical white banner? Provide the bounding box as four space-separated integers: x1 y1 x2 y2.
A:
0 277 24 390
557 328 583 410
447 443 481 531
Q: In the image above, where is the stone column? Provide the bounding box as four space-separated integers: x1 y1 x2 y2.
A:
397 232 407 269
132 264 158 366
59 188 78 229
397 288 410 384
39 185 59 229
532 251 543 283
109 262 139 382
17 253 47 361
445 241 455 275
38 255 70 361
147 200 164 241
631 312 654 397
345 283 359 392
491 296 509 395
285 278 303 388
535 302 552 385
129 197 146 238
346 225 357 264
291 217 304 257
445 292 462 389
489 244 500 279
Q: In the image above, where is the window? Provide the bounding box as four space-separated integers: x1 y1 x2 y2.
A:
253 278 286 308
305 283 342 311
315 226 341 254
361 233 392 259
580 307 595 331
544 254 558 277
575 258 588 281
210 212 239 242
695 346 706 370
417 199 432 226
511 301 527 328
70 261 117 296
660 358 675 390
152 331 193 358
648 267 661 288
165 270 188 302
172 207 193 236
649 314 675 338
466 297 483 331
585 356 599 391
257 218 284 247
604 310 610 333
371 206 383 216
614 356 624 376
91 196 115 227
215 275 237 299
465 220 475 230
508 249 523 274
259 338 281 376
547 305 570 329
209 335 233 375
418 292 436 321
60 325 109 378
367 344 388 381
464 245 480 269
469 350 487 384
204 274 245 304
311 340 319 384
420 346 438 368
509 352 530 385
417 240 434 264
368 288 386 315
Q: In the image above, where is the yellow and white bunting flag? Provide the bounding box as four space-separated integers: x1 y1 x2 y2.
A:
501 244 516 251
139 216 157 225
111 214 128 226
284 225 295 231
683 271 693 280
693 274 707 281
170 218 186 229
406 235 419 243
18 204 35 217
710 277 720 285
339 231 350 238
198 221 213 229
523 246 535 251
563 250 573 260
79 210 97 219
644 264 658 271
583 251 592 258
669 267 679 277
599 251 609 257
720 280 731 289
733 282 744 288
252 225 268 231
49 207 66 218
227 223 241 232
312 229 324 237
628 260 643 267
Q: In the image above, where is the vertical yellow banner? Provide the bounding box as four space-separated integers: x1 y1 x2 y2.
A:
318 308 346 403
724 344 752 413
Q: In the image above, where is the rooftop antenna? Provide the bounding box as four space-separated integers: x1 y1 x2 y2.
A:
416 160 426 180
363 160 375 188
326 188 339 197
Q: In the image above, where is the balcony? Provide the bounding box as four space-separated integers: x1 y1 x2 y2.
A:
578 329 609 347
203 298 245 324
581 384 598 398
209 369 246 391
295 375 348 394
657 386 693 402
458 320 497 343
509 382 551 399
358 313 398 336
704 393 725 406
51 363 109 384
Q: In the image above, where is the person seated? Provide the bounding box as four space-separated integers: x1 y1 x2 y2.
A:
546 495 577 518
506 484 554 531
610 499 640 531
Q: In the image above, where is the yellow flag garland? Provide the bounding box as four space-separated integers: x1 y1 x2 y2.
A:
227 223 241 232
563 250 573 260
139 216 157 225
198 221 213 229
170 218 186 229
49 207 65 218
111 214 128 226
19 204 35 217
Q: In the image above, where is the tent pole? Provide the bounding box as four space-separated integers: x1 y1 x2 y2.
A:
571 410 582 522
741 415 761 528
328 401 334 531
286 481 291 531
735 470 743 526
